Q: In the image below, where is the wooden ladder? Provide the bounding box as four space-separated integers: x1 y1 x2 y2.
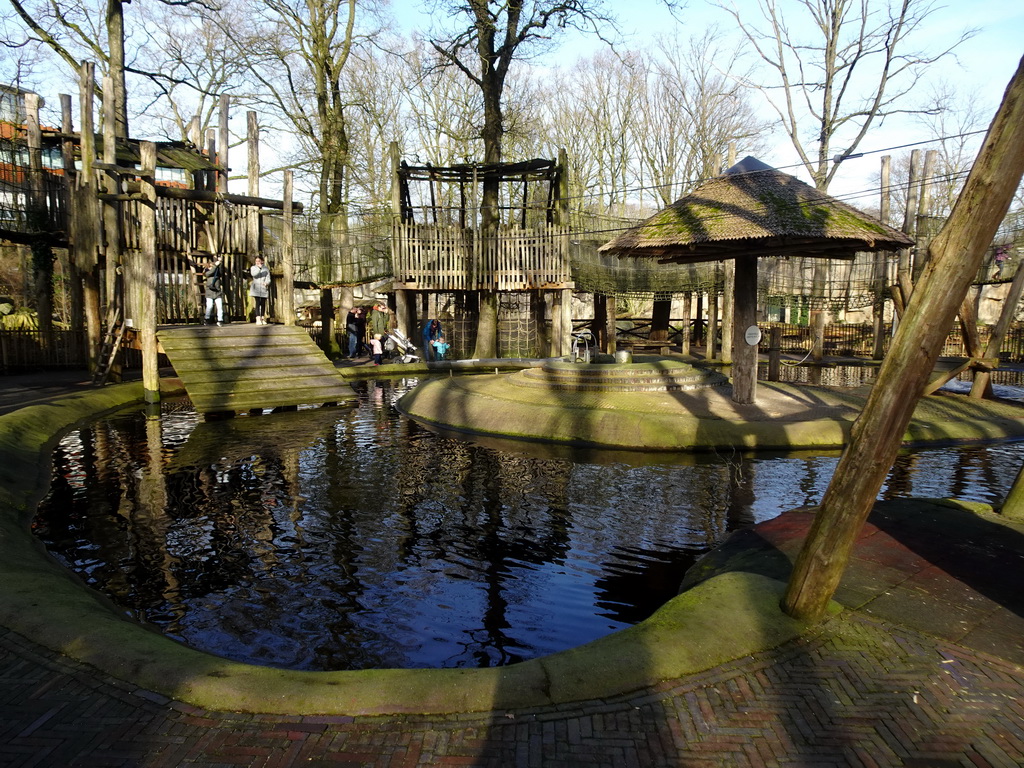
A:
92 310 126 385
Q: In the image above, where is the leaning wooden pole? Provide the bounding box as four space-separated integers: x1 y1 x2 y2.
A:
971 262 1024 399
782 55 1024 622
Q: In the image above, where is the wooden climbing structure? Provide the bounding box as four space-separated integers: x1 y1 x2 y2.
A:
158 324 354 416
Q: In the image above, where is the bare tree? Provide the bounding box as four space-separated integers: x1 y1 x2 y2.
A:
211 0 385 218
537 50 643 220
425 0 615 228
638 30 772 207
716 0 973 192
405 43 485 168
6 0 217 139
132 2 253 143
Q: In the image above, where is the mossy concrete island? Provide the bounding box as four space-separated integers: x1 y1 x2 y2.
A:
398 367 1024 451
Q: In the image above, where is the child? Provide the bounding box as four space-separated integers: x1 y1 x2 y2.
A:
370 333 383 366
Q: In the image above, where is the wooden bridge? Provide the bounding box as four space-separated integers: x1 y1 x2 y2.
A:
158 324 355 415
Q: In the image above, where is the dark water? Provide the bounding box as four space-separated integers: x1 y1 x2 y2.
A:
33 376 1024 671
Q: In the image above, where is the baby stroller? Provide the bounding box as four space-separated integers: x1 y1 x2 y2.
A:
384 327 421 364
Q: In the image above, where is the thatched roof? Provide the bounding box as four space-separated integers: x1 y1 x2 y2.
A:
600 157 913 263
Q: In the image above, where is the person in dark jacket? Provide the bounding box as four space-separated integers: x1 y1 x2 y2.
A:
203 256 225 326
346 306 366 358
422 318 444 361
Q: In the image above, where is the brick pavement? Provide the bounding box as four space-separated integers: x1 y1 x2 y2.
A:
2 610 1023 767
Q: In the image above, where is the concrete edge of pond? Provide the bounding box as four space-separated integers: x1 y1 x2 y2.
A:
0 379 823 716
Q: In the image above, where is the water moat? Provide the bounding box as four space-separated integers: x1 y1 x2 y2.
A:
33 375 1024 672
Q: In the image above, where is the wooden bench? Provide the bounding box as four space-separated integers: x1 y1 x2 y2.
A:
623 340 672 355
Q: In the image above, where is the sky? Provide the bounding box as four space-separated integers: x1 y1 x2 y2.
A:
390 0 1024 201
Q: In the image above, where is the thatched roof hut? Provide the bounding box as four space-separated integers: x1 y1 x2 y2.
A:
600 157 912 261
600 157 913 404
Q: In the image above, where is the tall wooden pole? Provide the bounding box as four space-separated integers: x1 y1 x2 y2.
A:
137 142 160 404
102 74 121 321
281 171 296 326
783 55 1024 622
218 95 230 194
681 292 692 356
25 93 53 341
896 149 921 308
970 263 1024 398
247 111 260 198
60 94 84 336
872 156 892 359
721 142 738 364
78 63 103 367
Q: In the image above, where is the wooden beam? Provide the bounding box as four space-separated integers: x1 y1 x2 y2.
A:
971 263 1024 397
782 54 1024 623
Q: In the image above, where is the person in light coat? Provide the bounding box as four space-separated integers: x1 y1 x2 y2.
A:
249 256 271 324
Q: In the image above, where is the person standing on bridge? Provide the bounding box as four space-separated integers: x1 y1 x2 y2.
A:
249 256 271 325
203 256 225 326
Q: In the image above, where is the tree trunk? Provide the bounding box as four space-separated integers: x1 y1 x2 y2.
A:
106 0 129 138
782 55 1024 622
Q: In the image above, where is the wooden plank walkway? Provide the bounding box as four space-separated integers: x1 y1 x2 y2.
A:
157 324 355 415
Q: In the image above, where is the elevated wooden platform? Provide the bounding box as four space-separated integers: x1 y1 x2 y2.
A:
157 324 355 415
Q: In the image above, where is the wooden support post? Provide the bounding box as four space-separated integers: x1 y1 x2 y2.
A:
707 291 719 359
768 325 782 382
782 55 1024 622
593 294 608 351
60 94 84 335
247 111 260 198
102 75 121 321
395 289 412 340
681 292 692 356
651 298 671 343
872 156 892 360
897 149 922 307
281 171 296 325
694 292 704 347
958 293 984 359
532 291 550 357
731 256 759 404
810 261 828 361
721 260 735 364
206 130 217 192
971 263 1024 398
218 94 229 194
559 288 573 357
1001 463 1024 521
555 148 570 227
605 294 617 355
912 149 938 283
25 93 53 340
77 63 102 368
320 288 335 353
137 142 160 404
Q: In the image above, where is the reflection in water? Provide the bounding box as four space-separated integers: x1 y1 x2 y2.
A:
33 377 1024 671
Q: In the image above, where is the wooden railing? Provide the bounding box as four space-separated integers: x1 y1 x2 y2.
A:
0 329 89 371
392 223 572 291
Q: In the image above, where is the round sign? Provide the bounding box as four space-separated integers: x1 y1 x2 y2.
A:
744 325 762 346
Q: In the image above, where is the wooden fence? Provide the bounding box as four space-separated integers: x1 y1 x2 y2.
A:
119 196 264 324
0 329 89 371
7 321 1024 373
392 223 571 291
